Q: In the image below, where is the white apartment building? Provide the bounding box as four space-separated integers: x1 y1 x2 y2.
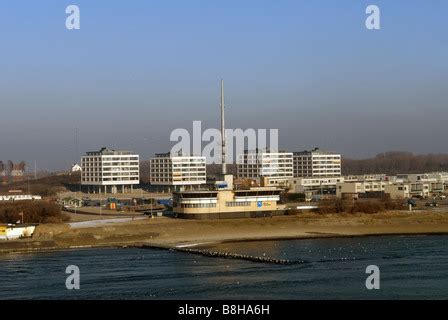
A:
237 149 293 185
81 147 140 194
293 148 341 177
149 153 206 187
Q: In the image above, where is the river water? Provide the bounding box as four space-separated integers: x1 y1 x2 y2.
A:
0 235 446 299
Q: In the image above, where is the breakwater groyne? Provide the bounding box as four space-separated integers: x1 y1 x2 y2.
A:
133 243 306 265
171 247 307 265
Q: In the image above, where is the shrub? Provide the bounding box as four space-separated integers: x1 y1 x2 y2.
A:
351 200 384 214
317 198 405 214
0 201 68 224
286 209 302 215
318 199 348 214
383 199 404 211
281 193 306 202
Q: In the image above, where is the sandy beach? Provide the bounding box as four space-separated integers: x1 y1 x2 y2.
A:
1 210 448 255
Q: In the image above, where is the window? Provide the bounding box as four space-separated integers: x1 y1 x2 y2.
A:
182 203 216 208
226 201 250 207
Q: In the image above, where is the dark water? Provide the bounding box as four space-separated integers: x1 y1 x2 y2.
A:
0 235 447 299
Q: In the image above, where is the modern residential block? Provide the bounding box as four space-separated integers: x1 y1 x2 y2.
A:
81 147 140 194
149 152 206 187
237 149 293 185
293 148 341 177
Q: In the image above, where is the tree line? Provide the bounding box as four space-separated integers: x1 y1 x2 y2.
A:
342 151 448 175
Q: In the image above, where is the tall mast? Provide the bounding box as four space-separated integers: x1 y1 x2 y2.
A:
220 79 227 175
75 127 78 163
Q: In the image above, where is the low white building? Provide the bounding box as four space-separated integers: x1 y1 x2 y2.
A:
397 172 448 184
392 173 447 197
337 180 444 199
71 163 82 172
427 172 448 184
384 183 411 199
405 181 443 198
288 176 344 194
336 180 391 198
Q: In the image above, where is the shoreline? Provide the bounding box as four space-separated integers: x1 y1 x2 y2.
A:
1 211 448 257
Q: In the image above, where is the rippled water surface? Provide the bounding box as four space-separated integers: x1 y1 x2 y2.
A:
0 235 447 299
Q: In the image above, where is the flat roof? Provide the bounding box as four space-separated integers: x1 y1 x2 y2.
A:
293 148 338 155
242 149 291 154
153 152 204 157
85 147 135 156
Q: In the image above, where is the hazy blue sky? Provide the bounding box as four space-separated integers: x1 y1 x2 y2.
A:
0 0 447 170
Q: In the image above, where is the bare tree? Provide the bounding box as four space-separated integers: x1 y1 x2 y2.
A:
343 151 448 175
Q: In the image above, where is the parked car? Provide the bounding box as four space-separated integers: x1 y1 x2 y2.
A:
407 198 417 207
425 201 439 207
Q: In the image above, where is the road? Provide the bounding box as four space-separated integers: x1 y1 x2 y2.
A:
68 217 147 229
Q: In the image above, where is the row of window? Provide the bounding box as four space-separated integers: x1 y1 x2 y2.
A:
149 165 205 170
364 185 384 190
104 173 139 176
150 174 206 177
82 162 139 165
150 168 205 171
82 178 139 182
238 165 292 169
312 171 341 173
151 178 206 182
226 201 251 207
296 169 340 172
294 161 340 164
295 168 341 171
83 169 139 172
152 176 205 179
238 168 293 171
82 173 139 176
181 203 216 208
294 156 340 159
151 161 206 164
83 157 138 161
173 168 206 170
